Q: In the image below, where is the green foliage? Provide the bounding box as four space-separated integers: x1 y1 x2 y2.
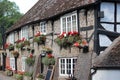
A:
42 57 55 66
33 35 46 44
0 0 23 46
25 57 35 66
14 74 23 80
24 72 33 77
8 44 14 51
36 73 44 79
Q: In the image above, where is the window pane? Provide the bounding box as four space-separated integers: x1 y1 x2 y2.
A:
62 18 66 32
117 25 120 33
101 23 114 32
100 2 114 22
117 4 120 22
40 22 46 33
66 59 71 74
72 15 77 31
67 17 71 32
99 34 112 47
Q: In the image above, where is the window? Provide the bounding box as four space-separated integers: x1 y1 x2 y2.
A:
40 22 46 34
99 2 120 47
61 12 77 33
9 33 14 44
21 26 28 40
100 2 120 32
92 70 120 80
21 57 27 72
10 58 15 70
59 57 77 76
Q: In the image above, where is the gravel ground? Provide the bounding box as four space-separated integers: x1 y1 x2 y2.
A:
0 71 16 80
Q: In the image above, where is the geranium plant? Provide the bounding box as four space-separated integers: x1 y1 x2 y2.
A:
42 46 53 54
5 66 13 76
55 31 82 48
5 43 14 51
42 54 55 66
33 31 46 45
25 54 35 66
16 37 30 49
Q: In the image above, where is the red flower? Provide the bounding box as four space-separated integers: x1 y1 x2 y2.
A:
17 71 24 75
73 42 80 47
35 31 40 37
16 39 22 43
21 37 25 42
29 54 33 58
47 54 53 58
4 43 9 49
68 31 73 36
82 39 88 46
73 31 79 35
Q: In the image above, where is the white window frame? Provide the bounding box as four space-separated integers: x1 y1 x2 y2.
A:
10 58 15 70
59 57 77 77
60 12 78 33
21 57 27 72
40 22 46 34
21 26 29 40
9 32 14 44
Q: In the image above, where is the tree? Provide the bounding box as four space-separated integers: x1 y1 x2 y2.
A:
0 0 23 47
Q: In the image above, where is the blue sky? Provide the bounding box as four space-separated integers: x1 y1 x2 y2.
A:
9 0 39 14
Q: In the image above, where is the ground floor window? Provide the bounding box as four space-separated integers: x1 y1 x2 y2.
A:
59 57 77 76
21 57 27 72
10 58 15 70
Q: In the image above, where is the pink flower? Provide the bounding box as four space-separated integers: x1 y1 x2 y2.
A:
73 42 80 47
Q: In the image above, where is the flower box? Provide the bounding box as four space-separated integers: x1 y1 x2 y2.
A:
55 31 82 48
16 38 30 49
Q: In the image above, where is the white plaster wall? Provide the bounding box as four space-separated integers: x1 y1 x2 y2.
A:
92 70 120 80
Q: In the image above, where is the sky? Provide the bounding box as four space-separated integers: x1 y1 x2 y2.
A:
9 0 39 14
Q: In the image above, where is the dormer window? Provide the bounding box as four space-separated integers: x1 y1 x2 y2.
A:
40 22 46 34
61 12 78 33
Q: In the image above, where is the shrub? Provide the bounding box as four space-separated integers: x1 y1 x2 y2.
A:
24 72 33 77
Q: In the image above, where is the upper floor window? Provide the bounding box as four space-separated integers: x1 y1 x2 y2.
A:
61 12 78 33
100 2 120 32
59 57 77 76
9 32 14 44
99 2 120 47
40 22 46 34
21 26 28 40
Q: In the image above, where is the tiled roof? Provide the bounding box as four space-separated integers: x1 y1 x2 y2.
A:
93 36 120 68
6 0 96 33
